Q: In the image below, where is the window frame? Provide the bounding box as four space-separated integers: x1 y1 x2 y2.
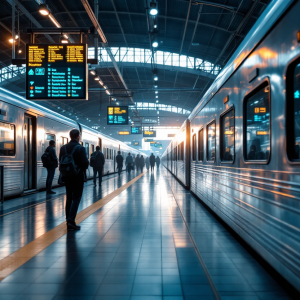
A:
243 78 271 164
198 127 204 162
192 133 196 161
206 119 216 163
61 137 68 145
220 105 235 164
0 121 16 157
85 142 89 159
286 56 300 163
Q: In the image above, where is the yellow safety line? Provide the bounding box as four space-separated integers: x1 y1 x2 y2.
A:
0 171 147 281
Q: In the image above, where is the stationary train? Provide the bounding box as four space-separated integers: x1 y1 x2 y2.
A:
162 0 300 292
0 87 146 198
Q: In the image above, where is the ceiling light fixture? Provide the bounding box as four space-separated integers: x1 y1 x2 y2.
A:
94 75 100 81
60 36 69 44
38 4 50 16
153 74 158 81
154 85 158 88
155 91 158 94
156 100 159 103
149 2 158 16
9 35 19 43
152 41 158 48
156 96 158 98
105 90 111 95
90 70 96 75
154 24 157 29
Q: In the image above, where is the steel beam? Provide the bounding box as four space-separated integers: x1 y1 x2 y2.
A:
5 0 55 43
80 0 135 106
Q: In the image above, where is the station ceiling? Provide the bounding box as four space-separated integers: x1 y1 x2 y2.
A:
0 0 271 130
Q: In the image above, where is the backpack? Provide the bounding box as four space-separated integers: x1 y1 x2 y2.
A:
59 145 81 177
90 151 99 168
41 148 52 168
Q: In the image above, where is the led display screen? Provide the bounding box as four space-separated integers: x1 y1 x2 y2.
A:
118 131 130 135
143 130 156 137
132 142 139 146
131 126 142 134
26 44 87 100
144 139 153 142
107 106 129 125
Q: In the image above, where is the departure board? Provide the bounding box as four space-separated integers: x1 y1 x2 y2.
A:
107 106 128 125
143 130 156 137
131 126 142 134
26 44 87 100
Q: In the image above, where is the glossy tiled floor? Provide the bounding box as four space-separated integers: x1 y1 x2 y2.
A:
0 169 295 299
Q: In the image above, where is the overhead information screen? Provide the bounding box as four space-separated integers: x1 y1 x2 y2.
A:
26 44 87 100
131 126 142 134
107 106 129 125
143 130 156 137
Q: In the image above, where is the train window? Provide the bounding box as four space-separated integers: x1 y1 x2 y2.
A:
245 84 270 161
46 133 55 141
221 109 235 162
207 121 216 161
85 142 89 158
192 134 196 161
287 60 300 161
198 129 203 161
0 122 15 156
91 144 95 154
61 137 68 145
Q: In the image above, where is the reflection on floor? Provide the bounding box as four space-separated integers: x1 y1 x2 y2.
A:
0 168 294 299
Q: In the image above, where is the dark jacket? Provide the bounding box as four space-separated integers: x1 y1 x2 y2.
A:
149 155 155 166
46 146 58 168
140 156 145 167
92 150 105 168
155 157 160 164
59 140 89 182
116 154 123 165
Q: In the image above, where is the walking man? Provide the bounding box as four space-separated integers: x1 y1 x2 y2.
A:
43 140 58 194
156 156 161 169
150 153 156 172
90 146 105 186
140 155 145 172
59 129 89 230
126 153 133 174
116 151 123 175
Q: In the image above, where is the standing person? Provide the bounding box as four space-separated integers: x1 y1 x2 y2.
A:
90 146 105 186
149 153 156 172
156 156 161 169
116 151 123 175
140 155 145 172
42 140 58 194
136 154 140 172
59 129 89 230
126 153 133 174
145 156 150 170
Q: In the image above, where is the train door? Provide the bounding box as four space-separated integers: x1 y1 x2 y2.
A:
24 114 36 190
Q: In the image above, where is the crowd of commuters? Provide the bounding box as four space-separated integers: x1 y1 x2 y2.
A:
43 130 161 231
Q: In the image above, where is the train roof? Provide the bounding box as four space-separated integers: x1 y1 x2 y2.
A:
188 0 295 121
0 87 78 128
0 87 146 156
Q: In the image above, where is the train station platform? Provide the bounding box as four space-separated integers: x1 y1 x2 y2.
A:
0 169 295 300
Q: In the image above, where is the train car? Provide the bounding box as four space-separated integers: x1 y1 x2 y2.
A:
162 0 300 291
0 87 146 198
